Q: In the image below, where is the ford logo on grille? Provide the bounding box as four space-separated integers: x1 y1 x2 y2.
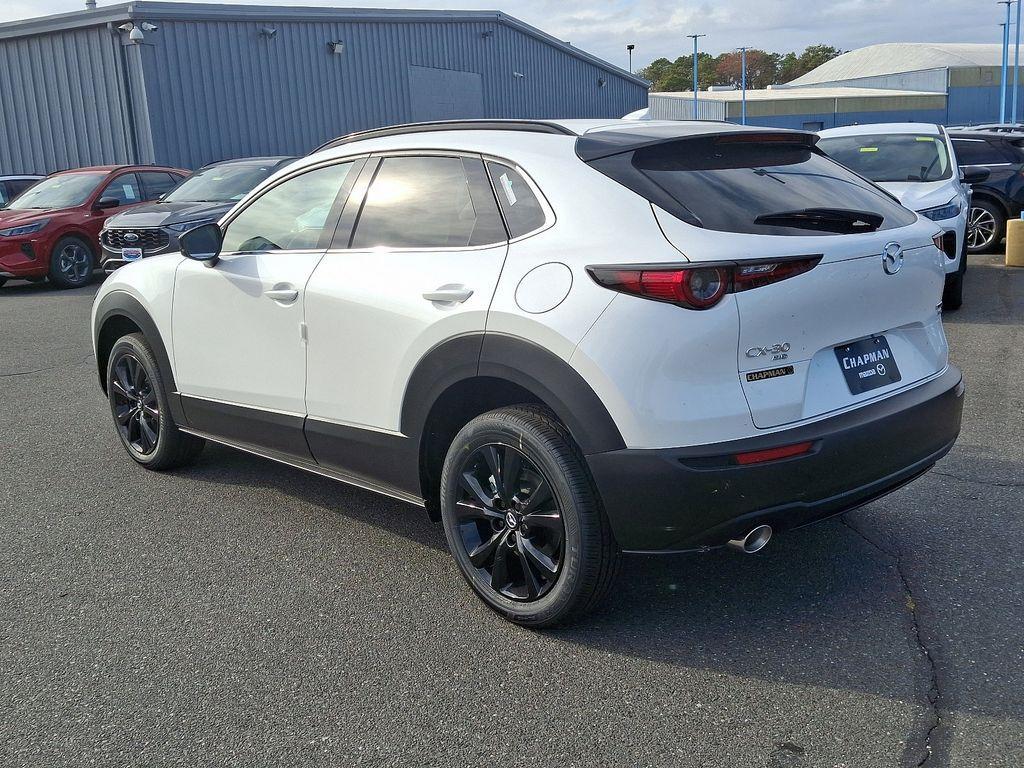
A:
123 232 140 243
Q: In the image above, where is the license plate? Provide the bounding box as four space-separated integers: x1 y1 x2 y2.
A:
834 336 902 395
121 247 142 261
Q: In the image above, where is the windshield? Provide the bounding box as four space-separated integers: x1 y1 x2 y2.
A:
163 163 279 203
7 172 107 210
817 133 953 182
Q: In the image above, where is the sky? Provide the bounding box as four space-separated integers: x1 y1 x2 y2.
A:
0 0 1005 71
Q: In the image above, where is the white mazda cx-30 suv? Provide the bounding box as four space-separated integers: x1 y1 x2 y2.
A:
92 120 964 626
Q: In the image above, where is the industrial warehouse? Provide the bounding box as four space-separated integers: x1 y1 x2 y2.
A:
650 43 1022 129
0 2 646 173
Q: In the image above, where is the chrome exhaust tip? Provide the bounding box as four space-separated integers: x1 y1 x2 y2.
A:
727 524 773 554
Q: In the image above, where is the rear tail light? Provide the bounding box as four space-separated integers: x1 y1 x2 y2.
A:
588 256 822 310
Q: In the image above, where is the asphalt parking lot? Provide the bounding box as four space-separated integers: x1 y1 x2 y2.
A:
1 256 1021 768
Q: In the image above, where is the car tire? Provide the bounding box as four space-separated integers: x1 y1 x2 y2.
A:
48 235 95 288
107 332 205 470
439 405 620 627
966 199 1004 254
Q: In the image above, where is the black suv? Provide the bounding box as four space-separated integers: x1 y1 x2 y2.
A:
100 156 294 272
950 130 1024 253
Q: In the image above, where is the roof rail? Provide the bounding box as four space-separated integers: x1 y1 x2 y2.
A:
311 120 577 154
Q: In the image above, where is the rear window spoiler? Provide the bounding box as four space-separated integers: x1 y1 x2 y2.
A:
575 128 818 162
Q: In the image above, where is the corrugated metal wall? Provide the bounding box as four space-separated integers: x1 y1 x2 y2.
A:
139 18 646 169
647 95 727 121
0 24 134 174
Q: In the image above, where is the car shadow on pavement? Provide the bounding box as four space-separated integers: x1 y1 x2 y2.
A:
183 443 932 709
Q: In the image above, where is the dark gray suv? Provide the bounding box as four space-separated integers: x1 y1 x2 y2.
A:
100 156 295 272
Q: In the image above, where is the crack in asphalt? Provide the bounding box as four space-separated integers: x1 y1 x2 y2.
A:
0 354 92 378
931 470 1024 489
840 515 944 768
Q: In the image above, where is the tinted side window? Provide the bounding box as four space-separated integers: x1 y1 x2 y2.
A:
485 162 547 238
952 139 1010 165
352 156 506 249
101 173 142 205
9 179 37 197
139 171 179 200
222 162 354 253
0 183 8 206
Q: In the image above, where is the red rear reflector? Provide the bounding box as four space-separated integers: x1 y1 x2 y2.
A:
734 441 814 465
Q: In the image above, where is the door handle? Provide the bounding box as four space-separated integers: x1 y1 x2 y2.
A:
422 286 474 304
265 287 299 303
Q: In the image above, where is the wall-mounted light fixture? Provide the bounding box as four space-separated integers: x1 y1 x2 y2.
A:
598 77 607 87
140 22 158 32
327 40 345 55
117 22 145 43
481 30 494 39
513 71 524 79
259 27 277 39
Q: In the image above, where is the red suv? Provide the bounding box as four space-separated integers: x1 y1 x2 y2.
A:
0 165 188 288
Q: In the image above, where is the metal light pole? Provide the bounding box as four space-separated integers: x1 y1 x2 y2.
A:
737 46 749 125
687 33 706 118
1014 0 1021 122
627 43 635 73
1001 2 1012 123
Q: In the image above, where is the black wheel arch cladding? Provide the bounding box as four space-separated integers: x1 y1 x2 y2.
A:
94 291 185 423
401 332 626 457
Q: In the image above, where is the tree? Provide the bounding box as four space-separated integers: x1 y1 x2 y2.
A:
639 44 843 91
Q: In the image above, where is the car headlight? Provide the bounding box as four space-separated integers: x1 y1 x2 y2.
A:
917 199 962 221
0 219 50 237
167 219 209 233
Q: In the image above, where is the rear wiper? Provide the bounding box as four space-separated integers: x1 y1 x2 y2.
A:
754 207 883 234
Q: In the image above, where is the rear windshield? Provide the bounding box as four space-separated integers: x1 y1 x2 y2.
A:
587 136 916 236
817 133 953 182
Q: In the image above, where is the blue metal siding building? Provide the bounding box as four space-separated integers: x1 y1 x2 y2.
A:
0 2 648 174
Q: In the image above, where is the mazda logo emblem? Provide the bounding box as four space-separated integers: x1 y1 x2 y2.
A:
882 242 903 275
123 232 139 243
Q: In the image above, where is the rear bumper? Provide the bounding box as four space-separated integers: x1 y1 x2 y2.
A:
587 366 965 552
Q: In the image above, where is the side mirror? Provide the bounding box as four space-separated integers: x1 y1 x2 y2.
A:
180 222 223 266
960 165 991 185
94 197 120 210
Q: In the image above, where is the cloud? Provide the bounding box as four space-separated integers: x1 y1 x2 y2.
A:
0 0 1004 70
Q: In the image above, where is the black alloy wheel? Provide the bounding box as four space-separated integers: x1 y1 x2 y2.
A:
453 443 565 601
106 333 205 470
49 236 94 288
111 353 160 455
440 405 620 627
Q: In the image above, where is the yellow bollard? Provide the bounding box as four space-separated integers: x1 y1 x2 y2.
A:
1006 218 1024 267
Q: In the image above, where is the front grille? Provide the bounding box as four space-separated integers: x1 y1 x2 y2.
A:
102 228 169 251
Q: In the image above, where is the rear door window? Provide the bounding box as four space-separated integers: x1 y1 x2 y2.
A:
586 136 916 236
351 156 506 249
951 138 1012 166
485 162 547 238
100 173 142 206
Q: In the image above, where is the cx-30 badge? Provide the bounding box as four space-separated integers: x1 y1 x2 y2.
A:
746 342 791 360
882 242 904 275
